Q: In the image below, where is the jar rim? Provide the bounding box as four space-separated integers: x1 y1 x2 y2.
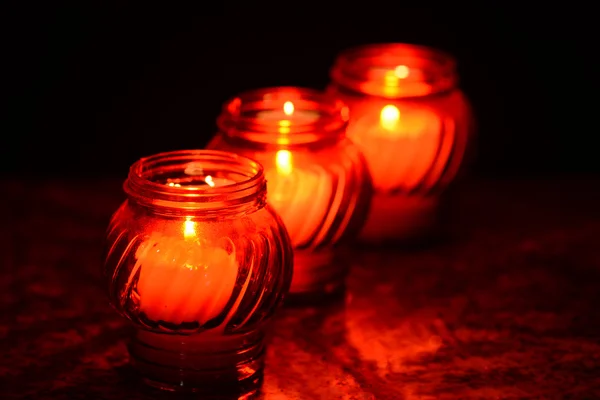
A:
125 150 266 214
330 43 457 99
217 86 349 147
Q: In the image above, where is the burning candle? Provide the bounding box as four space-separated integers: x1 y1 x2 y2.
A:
209 87 372 298
134 218 239 325
344 103 451 241
132 175 240 325
104 150 293 394
350 104 443 193
328 43 474 243
265 150 332 247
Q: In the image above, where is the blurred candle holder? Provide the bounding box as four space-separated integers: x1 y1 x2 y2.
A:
208 87 372 301
103 150 293 396
328 43 475 244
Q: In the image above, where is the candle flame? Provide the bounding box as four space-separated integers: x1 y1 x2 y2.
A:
283 101 294 116
183 217 197 239
380 105 400 131
205 175 215 187
278 101 294 135
276 150 293 176
394 65 409 79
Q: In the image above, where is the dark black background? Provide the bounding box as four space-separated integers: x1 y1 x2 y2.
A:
5 3 598 178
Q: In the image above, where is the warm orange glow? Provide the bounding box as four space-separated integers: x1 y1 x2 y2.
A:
183 217 197 239
275 150 293 176
278 120 291 135
394 65 409 79
205 175 215 187
381 66 411 96
278 102 295 135
380 105 400 131
384 70 398 86
167 182 181 187
134 228 239 324
348 103 443 200
265 152 335 253
283 101 294 116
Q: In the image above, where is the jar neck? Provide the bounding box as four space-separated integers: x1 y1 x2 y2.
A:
217 87 349 149
330 43 458 99
124 150 266 218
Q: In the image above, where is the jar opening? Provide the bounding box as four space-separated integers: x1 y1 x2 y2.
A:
330 43 457 99
125 150 266 215
217 87 349 147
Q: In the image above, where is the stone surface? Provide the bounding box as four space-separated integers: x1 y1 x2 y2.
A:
1 178 599 399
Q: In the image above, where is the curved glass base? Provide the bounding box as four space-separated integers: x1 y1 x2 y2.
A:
288 250 348 298
359 194 440 244
141 375 261 399
129 329 264 395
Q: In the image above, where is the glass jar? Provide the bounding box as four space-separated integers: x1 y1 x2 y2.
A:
328 43 475 244
208 87 372 300
103 150 293 396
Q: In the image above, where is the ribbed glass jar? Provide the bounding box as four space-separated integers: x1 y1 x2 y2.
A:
208 87 372 300
103 150 293 395
328 43 475 244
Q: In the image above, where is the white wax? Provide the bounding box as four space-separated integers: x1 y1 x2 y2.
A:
348 106 443 193
134 231 239 326
265 160 332 247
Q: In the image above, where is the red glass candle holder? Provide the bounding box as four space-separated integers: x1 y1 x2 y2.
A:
103 150 293 395
208 87 371 300
328 43 475 244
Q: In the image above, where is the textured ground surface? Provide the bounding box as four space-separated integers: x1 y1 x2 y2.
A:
1 178 599 399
